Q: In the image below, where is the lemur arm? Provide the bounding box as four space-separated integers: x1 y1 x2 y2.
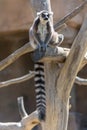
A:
32 18 43 46
29 18 43 49
44 21 53 46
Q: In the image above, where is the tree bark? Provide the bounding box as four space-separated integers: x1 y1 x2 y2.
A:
45 17 87 130
42 17 87 130
43 63 69 130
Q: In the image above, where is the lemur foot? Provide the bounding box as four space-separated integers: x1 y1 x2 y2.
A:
57 34 64 45
48 33 64 48
53 33 64 46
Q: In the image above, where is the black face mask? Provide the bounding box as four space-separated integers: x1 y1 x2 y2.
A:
42 13 49 20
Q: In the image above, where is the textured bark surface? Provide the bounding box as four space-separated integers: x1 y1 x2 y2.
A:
43 63 69 130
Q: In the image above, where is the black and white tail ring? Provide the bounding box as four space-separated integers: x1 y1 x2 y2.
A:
34 62 46 121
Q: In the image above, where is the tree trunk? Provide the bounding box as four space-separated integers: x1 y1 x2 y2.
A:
42 62 69 130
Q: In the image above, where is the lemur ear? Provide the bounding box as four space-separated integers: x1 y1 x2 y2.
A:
37 12 41 16
37 10 53 16
49 11 53 15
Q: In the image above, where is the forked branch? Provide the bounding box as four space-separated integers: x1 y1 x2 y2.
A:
18 97 40 130
0 97 40 130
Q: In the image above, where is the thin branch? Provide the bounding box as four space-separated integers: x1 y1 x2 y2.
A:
0 122 22 130
0 42 34 71
54 0 87 31
75 76 87 85
17 97 28 118
0 71 35 88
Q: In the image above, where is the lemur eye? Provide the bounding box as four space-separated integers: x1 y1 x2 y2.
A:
47 14 49 17
42 13 45 18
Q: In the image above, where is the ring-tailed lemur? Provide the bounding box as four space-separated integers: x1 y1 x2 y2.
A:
29 10 64 121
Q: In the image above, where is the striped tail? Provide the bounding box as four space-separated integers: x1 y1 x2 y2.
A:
34 62 46 121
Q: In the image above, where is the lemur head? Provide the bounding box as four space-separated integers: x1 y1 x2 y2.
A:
37 10 53 24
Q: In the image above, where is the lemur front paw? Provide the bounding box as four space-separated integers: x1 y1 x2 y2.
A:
38 43 47 52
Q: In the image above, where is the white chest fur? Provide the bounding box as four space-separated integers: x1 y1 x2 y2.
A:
37 23 48 42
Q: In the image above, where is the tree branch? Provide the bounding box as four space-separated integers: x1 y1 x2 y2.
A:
0 47 87 91
41 46 87 71
17 96 28 118
75 76 87 85
0 45 87 89
56 15 87 97
0 122 22 130
0 54 87 88
54 0 87 31
0 71 34 88
0 43 34 71
19 96 40 130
